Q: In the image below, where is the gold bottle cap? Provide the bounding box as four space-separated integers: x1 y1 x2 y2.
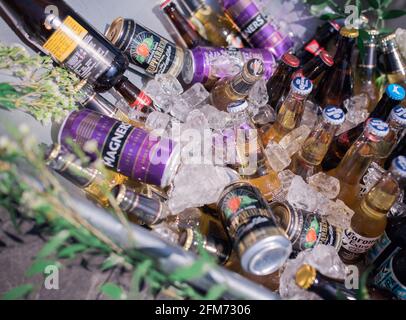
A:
380 33 397 43
105 17 125 45
295 264 317 290
340 27 359 38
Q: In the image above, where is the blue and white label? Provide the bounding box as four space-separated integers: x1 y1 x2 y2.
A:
394 156 406 174
391 105 406 124
368 118 390 137
373 255 406 300
386 84 406 101
323 106 345 125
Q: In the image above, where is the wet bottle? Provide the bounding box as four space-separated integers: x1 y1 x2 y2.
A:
226 100 281 201
0 0 128 93
329 119 390 209
295 264 357 300
266 53 300 109
289 106 345 180
314 27 359 109
261 76 313 146
182 0 244 48
210 58 265 111
354 29 380 111
294 20 341 65
380 33 406 86
297 50 334 86
339 156 406 264
160 0 209 49
44 144 127 207
321 84 406 171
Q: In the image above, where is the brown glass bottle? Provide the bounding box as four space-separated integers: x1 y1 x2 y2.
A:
314 27 359 109
380 33 406 86
161 0 209 49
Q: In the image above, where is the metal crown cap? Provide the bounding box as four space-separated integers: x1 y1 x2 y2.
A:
282 53 300 68
160 0 173 9
227 100 249 113
386 84 406 101
244 58 265 82
295 264 317 290
380 33 396 43
320 51 334 67
323 106 346 125
389 105 406 126
366 118 390 137
392 156 406 178
340 27 359 38
291 76 313 96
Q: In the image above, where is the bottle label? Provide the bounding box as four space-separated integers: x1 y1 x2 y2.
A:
127 23 183 76
304 39 325 56
373 255 406 300
340 228 381 261
129 91 154 112
241 13 267 39
44 16 114 82
367 232 392 264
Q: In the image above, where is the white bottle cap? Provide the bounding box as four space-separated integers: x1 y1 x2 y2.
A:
389 105 406 126
392 156 406 178
227 100 249 113
323 106 346 125
366 118 390 137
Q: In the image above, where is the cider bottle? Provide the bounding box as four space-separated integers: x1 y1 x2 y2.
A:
261 76 313 146
380 33 406 86
297 51 334 85
339 156 406 264
314 27 359 109
329 119 390 208
290 106 345 180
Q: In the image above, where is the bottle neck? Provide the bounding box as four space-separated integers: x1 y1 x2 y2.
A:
302 56 330 81
381 41 406 75
370 92 399 120
230 73 257 96
309 271 356 300
334 35 356 66
114 77 154 113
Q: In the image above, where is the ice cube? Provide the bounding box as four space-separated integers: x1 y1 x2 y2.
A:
248 79 269 107
325 200 354 230
300 100 320 129
145 111 171 131
279 245 347 300
343 94 369 125
169 98 193 122
251 104 276 126
181 83 210 109
265 141 291 172
359 162 385 198
279 125 311 157
395 28 406 61
143 79 172 111
308 172 340 200
273 170 296 201
200 104 231 130
286 175 319 212
155 74 184 96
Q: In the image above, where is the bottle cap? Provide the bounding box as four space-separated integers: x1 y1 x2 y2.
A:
160 0 173 9
366 118 390 137
227 100 249 113
380 33 396 44
295 264 317 290
319 51 334 67
392 156 406 178
323 106 346 125
282 53 300 68
389 105 406 126
366 29 379 37
291 76 313 96
385 84 406 101
339 27 359 38
328 20 341 31
243 58 265 83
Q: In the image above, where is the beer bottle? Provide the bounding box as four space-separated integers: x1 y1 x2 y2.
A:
321 84 406 171
210 58 264 111
372 248 406 300
217 182 292 275
380 33 406 85
295 264 357 300
385 134 406 170
266 53 300 109
339 156 406 264
44 144 127 207
182 0 244 48
261 76 313 146
329 119 390 208
160 0 209 49
297 51 334 85
0 0 128 92
314 27 359 109
294 20 341 65
354 29 380 111
226 100 281 201
289 106 345 180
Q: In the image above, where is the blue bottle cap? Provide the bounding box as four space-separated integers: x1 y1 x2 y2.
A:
291 77 313 96
389 105 406 126
323 106 346 125
366 118 389 137
227 100 249 113
386 84 405 101
392 156 406 178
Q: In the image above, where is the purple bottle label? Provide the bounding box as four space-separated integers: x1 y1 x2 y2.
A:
223 0 293 59
191 47 274 84
59 109 176 187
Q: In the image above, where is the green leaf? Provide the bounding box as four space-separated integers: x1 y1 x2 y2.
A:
306 0 328 4
358 29 370 58
381 0 393 8
57 244 88 259
203 284 226 300
169 257 212 282
382 10 406 19
367 0 380 9
1 284 33 300
36 230 70 259
100 283 126 300
100 253 125 271
131 259 153 294
375 74 387 90
319 13 344 20
25 259 57 277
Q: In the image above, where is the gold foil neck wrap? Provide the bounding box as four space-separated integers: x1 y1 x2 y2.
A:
340 27 359 38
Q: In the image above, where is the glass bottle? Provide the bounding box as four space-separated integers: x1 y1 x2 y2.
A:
182 0 243 48
210 58 264 111
380 33 406 85
354 29 380 112
290 106 345 180
314 27 359 109
329 119 390 209
339 156 406 264
0 0 128 93
261 76 313 146
297 51 334 85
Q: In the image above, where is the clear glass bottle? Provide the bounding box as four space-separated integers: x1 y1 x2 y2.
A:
380 33 406 85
